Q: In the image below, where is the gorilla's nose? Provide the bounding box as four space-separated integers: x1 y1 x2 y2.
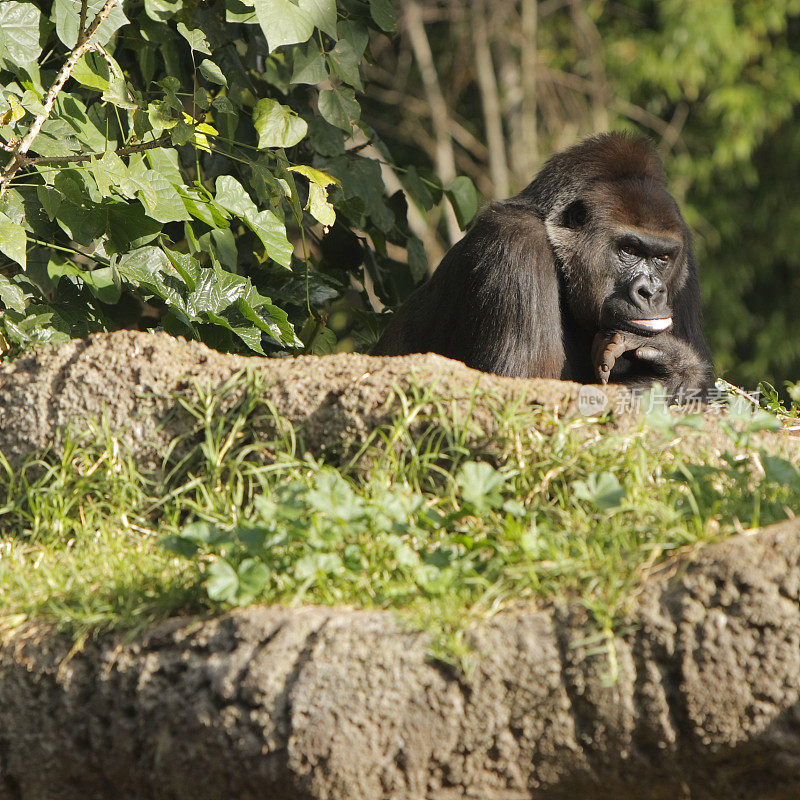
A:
629 274 667 311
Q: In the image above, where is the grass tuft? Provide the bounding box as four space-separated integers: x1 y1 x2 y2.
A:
1 371 798 655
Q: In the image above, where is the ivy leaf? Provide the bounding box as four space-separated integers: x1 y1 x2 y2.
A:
199 58 227 86
53 0 129 49
215 175 257 218
247 209 294 268
0 213 27 270
253 0 337 50
177 21 211 54
253 98 308 148
318 86 361 132
0 274 26 313
0 2 42 66
445 176 479 229
291 42 328 86
288 165 339 227
369 0 396 31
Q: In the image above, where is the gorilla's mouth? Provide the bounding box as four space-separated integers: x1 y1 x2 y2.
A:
629 317 673 333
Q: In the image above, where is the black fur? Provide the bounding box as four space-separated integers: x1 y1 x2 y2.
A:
373 133 714 395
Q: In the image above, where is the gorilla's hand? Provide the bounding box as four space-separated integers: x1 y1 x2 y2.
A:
592 330 713 397
591 330 647 384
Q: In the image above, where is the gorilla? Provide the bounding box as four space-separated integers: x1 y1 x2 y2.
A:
373 133 714 398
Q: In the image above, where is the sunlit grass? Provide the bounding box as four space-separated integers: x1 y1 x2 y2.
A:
1 371 797 655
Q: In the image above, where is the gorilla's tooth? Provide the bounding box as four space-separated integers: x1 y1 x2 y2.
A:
632 318 673 331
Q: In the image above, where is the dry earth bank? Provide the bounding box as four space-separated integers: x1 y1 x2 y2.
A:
0 331 798 799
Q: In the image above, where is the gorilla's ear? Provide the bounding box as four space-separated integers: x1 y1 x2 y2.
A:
670 245 713 365
560 200 588 229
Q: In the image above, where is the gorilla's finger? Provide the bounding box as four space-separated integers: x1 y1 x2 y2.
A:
635 345 667 364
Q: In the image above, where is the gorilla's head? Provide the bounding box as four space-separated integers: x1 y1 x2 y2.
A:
526 133 692 337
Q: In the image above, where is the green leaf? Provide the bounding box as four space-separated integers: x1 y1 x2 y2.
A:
104 203 162 253
307 116 345 157
445 176 479 229
205 559 239 602
403 165 435 210
326 23 368 90
457 462 506 512
305 324 337 354
92 149 133 198
137 170 192 223
0 213 27 269
149 100 181 133
53 0 129 49
369 0 396 31
215 175 257 218
159 534 199 559
246 210 294 268
761 454 800 486
0 2 42 66
253 98 308 148
71 53 111 92
0 274 26 313
294 552 343 580
253 0 337 50
215 176 294 268
177 21 212 54
291 42 328 86
144 0 181 20
322 156 393 232
163 247 200 292
199 58 227 86
83 266 122 304
318 86 361 131
407 236 428 282
237 559 271 599
573 472 625 511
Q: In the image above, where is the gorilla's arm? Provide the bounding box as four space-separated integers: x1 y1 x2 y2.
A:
373 203 567 379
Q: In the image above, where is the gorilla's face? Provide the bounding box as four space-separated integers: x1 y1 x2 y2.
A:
547 180 689 337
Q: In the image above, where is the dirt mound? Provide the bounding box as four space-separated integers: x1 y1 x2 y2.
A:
1 331 798 799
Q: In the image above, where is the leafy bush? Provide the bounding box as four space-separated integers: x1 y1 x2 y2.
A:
0 0 475 357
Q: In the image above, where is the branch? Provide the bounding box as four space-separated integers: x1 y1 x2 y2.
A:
471 0 510 198
25 135 172 167
568 0 610 133
520 0 539 176
402 0 462 245
0 0 120 196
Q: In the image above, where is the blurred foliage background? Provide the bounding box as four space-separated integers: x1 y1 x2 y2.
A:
0 0 799 391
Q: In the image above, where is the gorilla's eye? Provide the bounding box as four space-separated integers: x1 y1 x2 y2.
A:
655 253 671 264
619 244 639 260
561 200 588 229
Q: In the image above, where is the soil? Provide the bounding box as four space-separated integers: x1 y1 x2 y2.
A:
0 331 798 799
